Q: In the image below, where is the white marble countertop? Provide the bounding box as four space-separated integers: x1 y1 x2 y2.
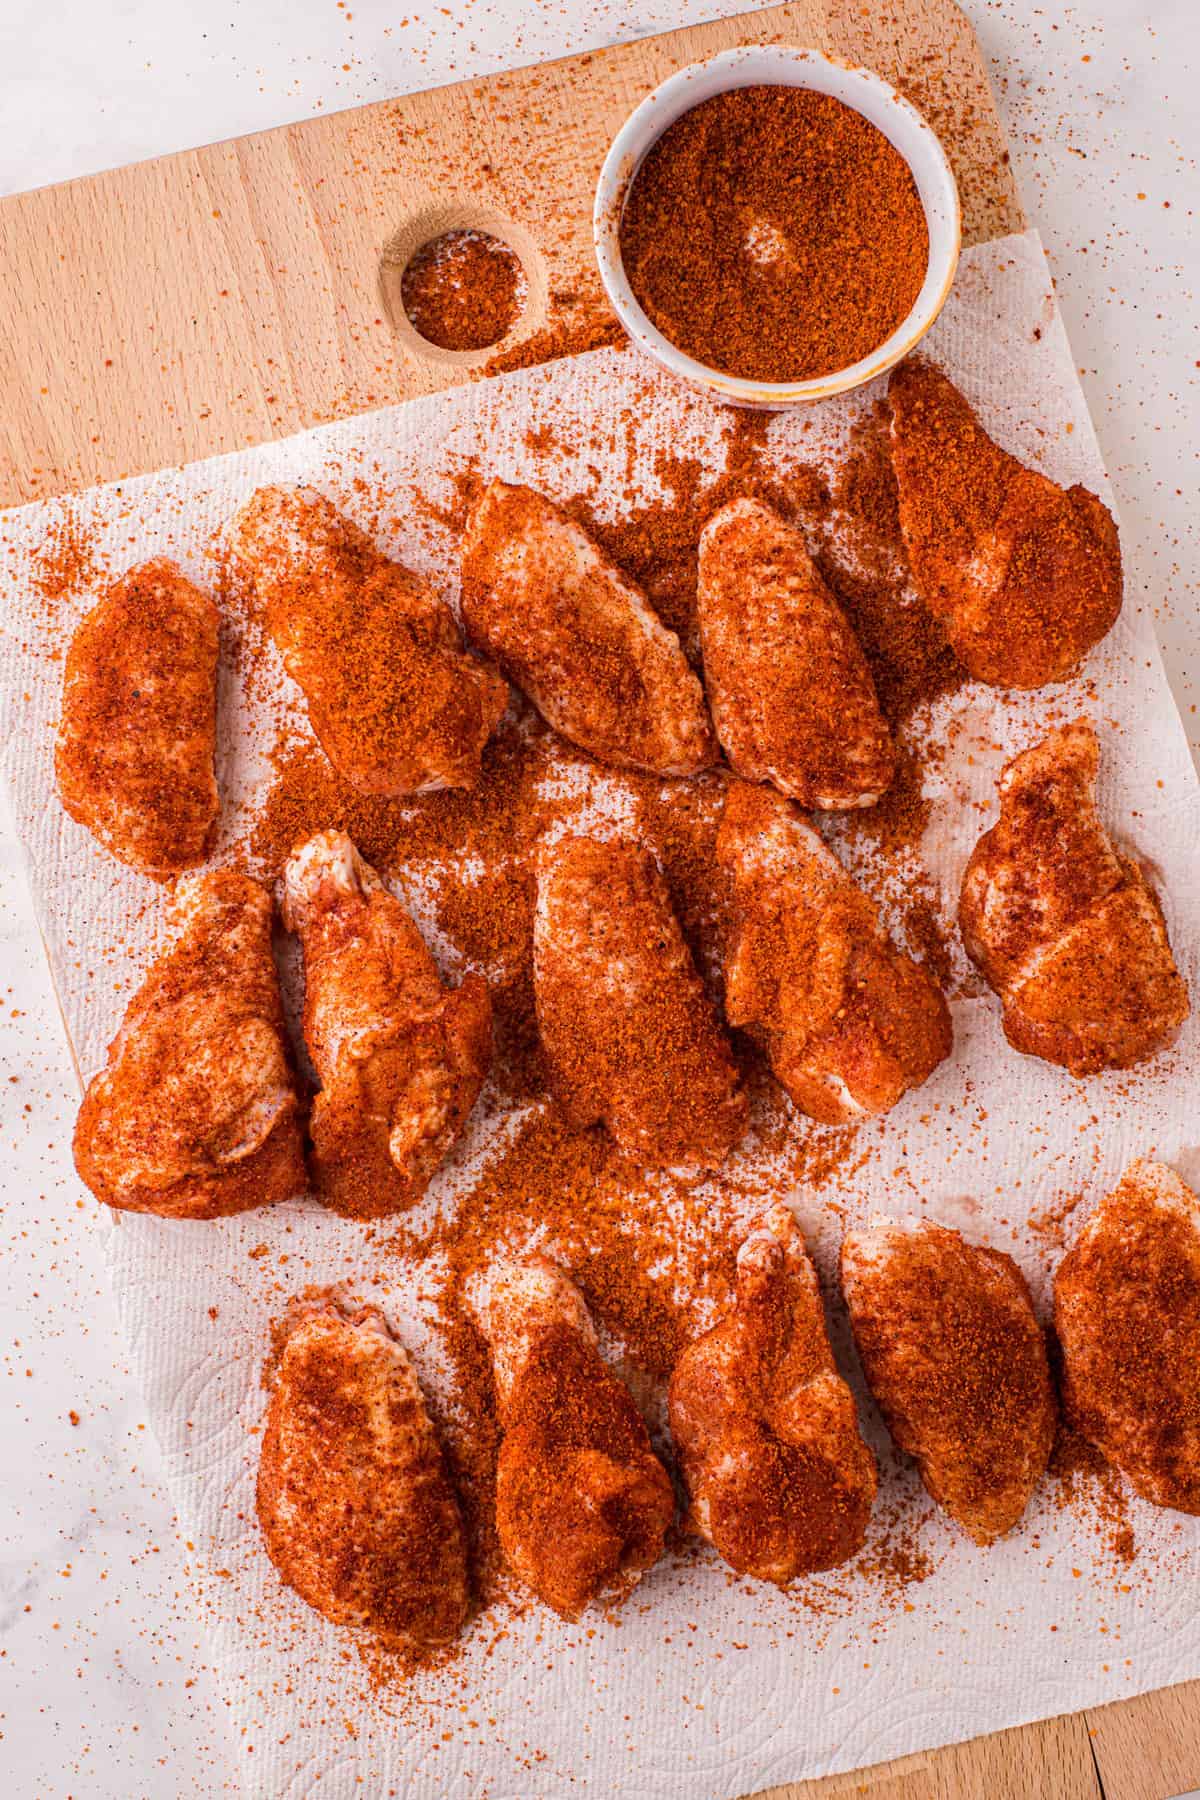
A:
1 2 1197 1794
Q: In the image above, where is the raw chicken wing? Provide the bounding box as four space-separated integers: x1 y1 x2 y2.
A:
257 1297 469 1646
959 721 1188 1074
669 1207 876 1582
282 831 491 1219
533 834 747 1171
73 870 304 1218
55 559 219 876
888 357 1122 687
841 1220 1056 1543
467 1257 674 1618
231 486 507 793
717 780 951 1121
460 480 716 775
1055 1159 1200 1512
698 497 894 808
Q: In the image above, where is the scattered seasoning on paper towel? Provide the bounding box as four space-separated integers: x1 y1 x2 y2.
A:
153 395 1139 1696
14 291 1172 1732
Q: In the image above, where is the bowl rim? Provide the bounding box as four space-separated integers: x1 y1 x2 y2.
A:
592 43 963 408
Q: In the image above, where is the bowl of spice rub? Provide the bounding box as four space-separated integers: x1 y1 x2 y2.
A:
594 44 961 407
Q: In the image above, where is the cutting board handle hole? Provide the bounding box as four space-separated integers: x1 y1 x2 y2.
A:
380 204 547 367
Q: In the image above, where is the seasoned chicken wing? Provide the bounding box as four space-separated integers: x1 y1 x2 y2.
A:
73 869 305 1218
841 1220 1056 1543
231 486 507 794
1055 1159 1200 1513
959 721 1188 1074
717 780 951 1122
257 1297 469 1647
533 834 747 1172
460 480 716 775
888 357 1122 688
282 831 491 1219
669 1207 876 1583
697 497 895 809
467 1257 674 1618
55 558 219 877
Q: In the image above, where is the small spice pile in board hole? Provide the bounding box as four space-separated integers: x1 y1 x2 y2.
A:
401 229 527 352
618 85 930 383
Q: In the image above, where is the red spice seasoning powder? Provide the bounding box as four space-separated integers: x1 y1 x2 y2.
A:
618 86 930 382
402 229 527 353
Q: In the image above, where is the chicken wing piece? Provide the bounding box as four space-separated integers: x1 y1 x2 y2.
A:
841 1220 1056 1542
54 558 219 877
231 486 508 794
888 357 1122 688
73 870 305 1218
460 480 716 776
1054 1159 1200 1513
533 834 748 1172
257 1297 469 1647
282 831 492 1219
466 1257 674 1619
697 497 895 809
669 1207 876 1582
959 721 1188 1074
717 780 951 1122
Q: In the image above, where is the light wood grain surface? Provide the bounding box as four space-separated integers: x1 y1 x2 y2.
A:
761 1709 1103 1798
1 2 1196 1796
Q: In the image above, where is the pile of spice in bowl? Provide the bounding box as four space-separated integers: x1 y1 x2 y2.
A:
619 86 928 383
595 46 961 406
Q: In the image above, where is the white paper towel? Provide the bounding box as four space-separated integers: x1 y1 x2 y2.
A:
3 230 1200 1799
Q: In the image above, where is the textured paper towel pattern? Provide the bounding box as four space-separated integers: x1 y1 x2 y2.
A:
3 232 1200 1798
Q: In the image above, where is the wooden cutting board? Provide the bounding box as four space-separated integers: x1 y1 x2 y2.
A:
0 0 1023 511
0 3 1192 1795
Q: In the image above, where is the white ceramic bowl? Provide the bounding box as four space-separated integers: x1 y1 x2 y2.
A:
593 44 962 409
